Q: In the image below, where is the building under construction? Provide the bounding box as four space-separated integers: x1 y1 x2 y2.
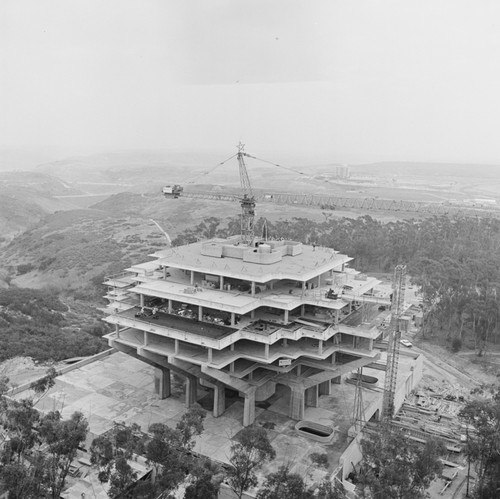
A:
101 147 424 484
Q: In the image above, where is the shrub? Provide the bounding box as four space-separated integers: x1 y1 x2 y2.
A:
451 338 462 353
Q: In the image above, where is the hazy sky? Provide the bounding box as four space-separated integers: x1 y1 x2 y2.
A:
1 0 500 163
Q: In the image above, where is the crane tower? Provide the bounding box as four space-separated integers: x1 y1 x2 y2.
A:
382 264 407 421
236 142 256 246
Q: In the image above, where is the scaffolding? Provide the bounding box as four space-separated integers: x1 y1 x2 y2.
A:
382 264 407 421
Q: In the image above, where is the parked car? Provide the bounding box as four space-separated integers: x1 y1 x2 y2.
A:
400 339 413 348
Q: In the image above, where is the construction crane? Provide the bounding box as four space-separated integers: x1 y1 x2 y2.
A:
382 264 407 421
236 142 256 245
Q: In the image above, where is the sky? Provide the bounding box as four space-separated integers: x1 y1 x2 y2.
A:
1 0 500 163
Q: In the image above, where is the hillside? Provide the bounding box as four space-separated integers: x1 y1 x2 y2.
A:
0 287 106 362
0 171 87 241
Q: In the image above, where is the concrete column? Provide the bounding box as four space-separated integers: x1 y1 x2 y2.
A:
305 385 319 408
175 339 179 355
185 375 197 407
331 352 336 364
168 299 172 313
270 281 274 290
163 267 167 279
207 347 213 363
317 275 321 287
198 305 203 321
282 339 288 347
318 339 323 356
140 294 144 306
369 338 373 350
154 368 171 399
229 362 235 373
231 313 236 326
297 365 302 376
190 271 194 285
248 371 253 381
319 380 331 396
264 344 269 359
243 391 256 426
290 389 305 420
251 281 256 296
144 331 149 346
301 305 305 316
220 275 224 290
213 384 225 418
251 309 255 319
230 343 235 351
335 309 339 323
284 310 289 323
115 324 119 338
301 281 306 298
341 263 345 272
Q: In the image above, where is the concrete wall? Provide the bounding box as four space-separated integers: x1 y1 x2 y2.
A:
340 351 424 480
6 349 116 397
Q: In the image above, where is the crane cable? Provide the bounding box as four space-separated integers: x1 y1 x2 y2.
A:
243 153 309 178
182 153 238 185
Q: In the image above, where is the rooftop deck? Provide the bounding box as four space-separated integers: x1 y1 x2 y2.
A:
149 240 352 282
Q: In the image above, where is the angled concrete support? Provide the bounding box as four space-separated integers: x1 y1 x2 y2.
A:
305 385 319 408
319 380 331 396
290 389 305 420
185 375 198 407
154 367 171 399
243 390 256 426
213 384 225 418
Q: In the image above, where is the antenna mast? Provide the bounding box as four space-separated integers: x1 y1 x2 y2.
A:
237 142 256 245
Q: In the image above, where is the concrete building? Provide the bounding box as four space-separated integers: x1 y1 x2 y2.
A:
102 236 399 428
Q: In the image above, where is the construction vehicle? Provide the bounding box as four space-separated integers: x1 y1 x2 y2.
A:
161 184 183 198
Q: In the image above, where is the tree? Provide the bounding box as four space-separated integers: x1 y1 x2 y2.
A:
459 395 500 498
256 465 313 499
0 406 88 499
358 426 445 499
183 459 222 499
226 426 276 499
39 410 88 498
315 478 348 499
90 407 206 498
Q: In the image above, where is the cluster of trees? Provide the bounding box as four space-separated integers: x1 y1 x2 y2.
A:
0 288 106 362
0 370 88 498
173 214 500 349
356 426 445 498
459 392 500 499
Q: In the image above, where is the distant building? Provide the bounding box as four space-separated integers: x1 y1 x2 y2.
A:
335 165 350 179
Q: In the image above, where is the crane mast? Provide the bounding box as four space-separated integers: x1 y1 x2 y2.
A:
382 264 407 421
237 142 256 246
